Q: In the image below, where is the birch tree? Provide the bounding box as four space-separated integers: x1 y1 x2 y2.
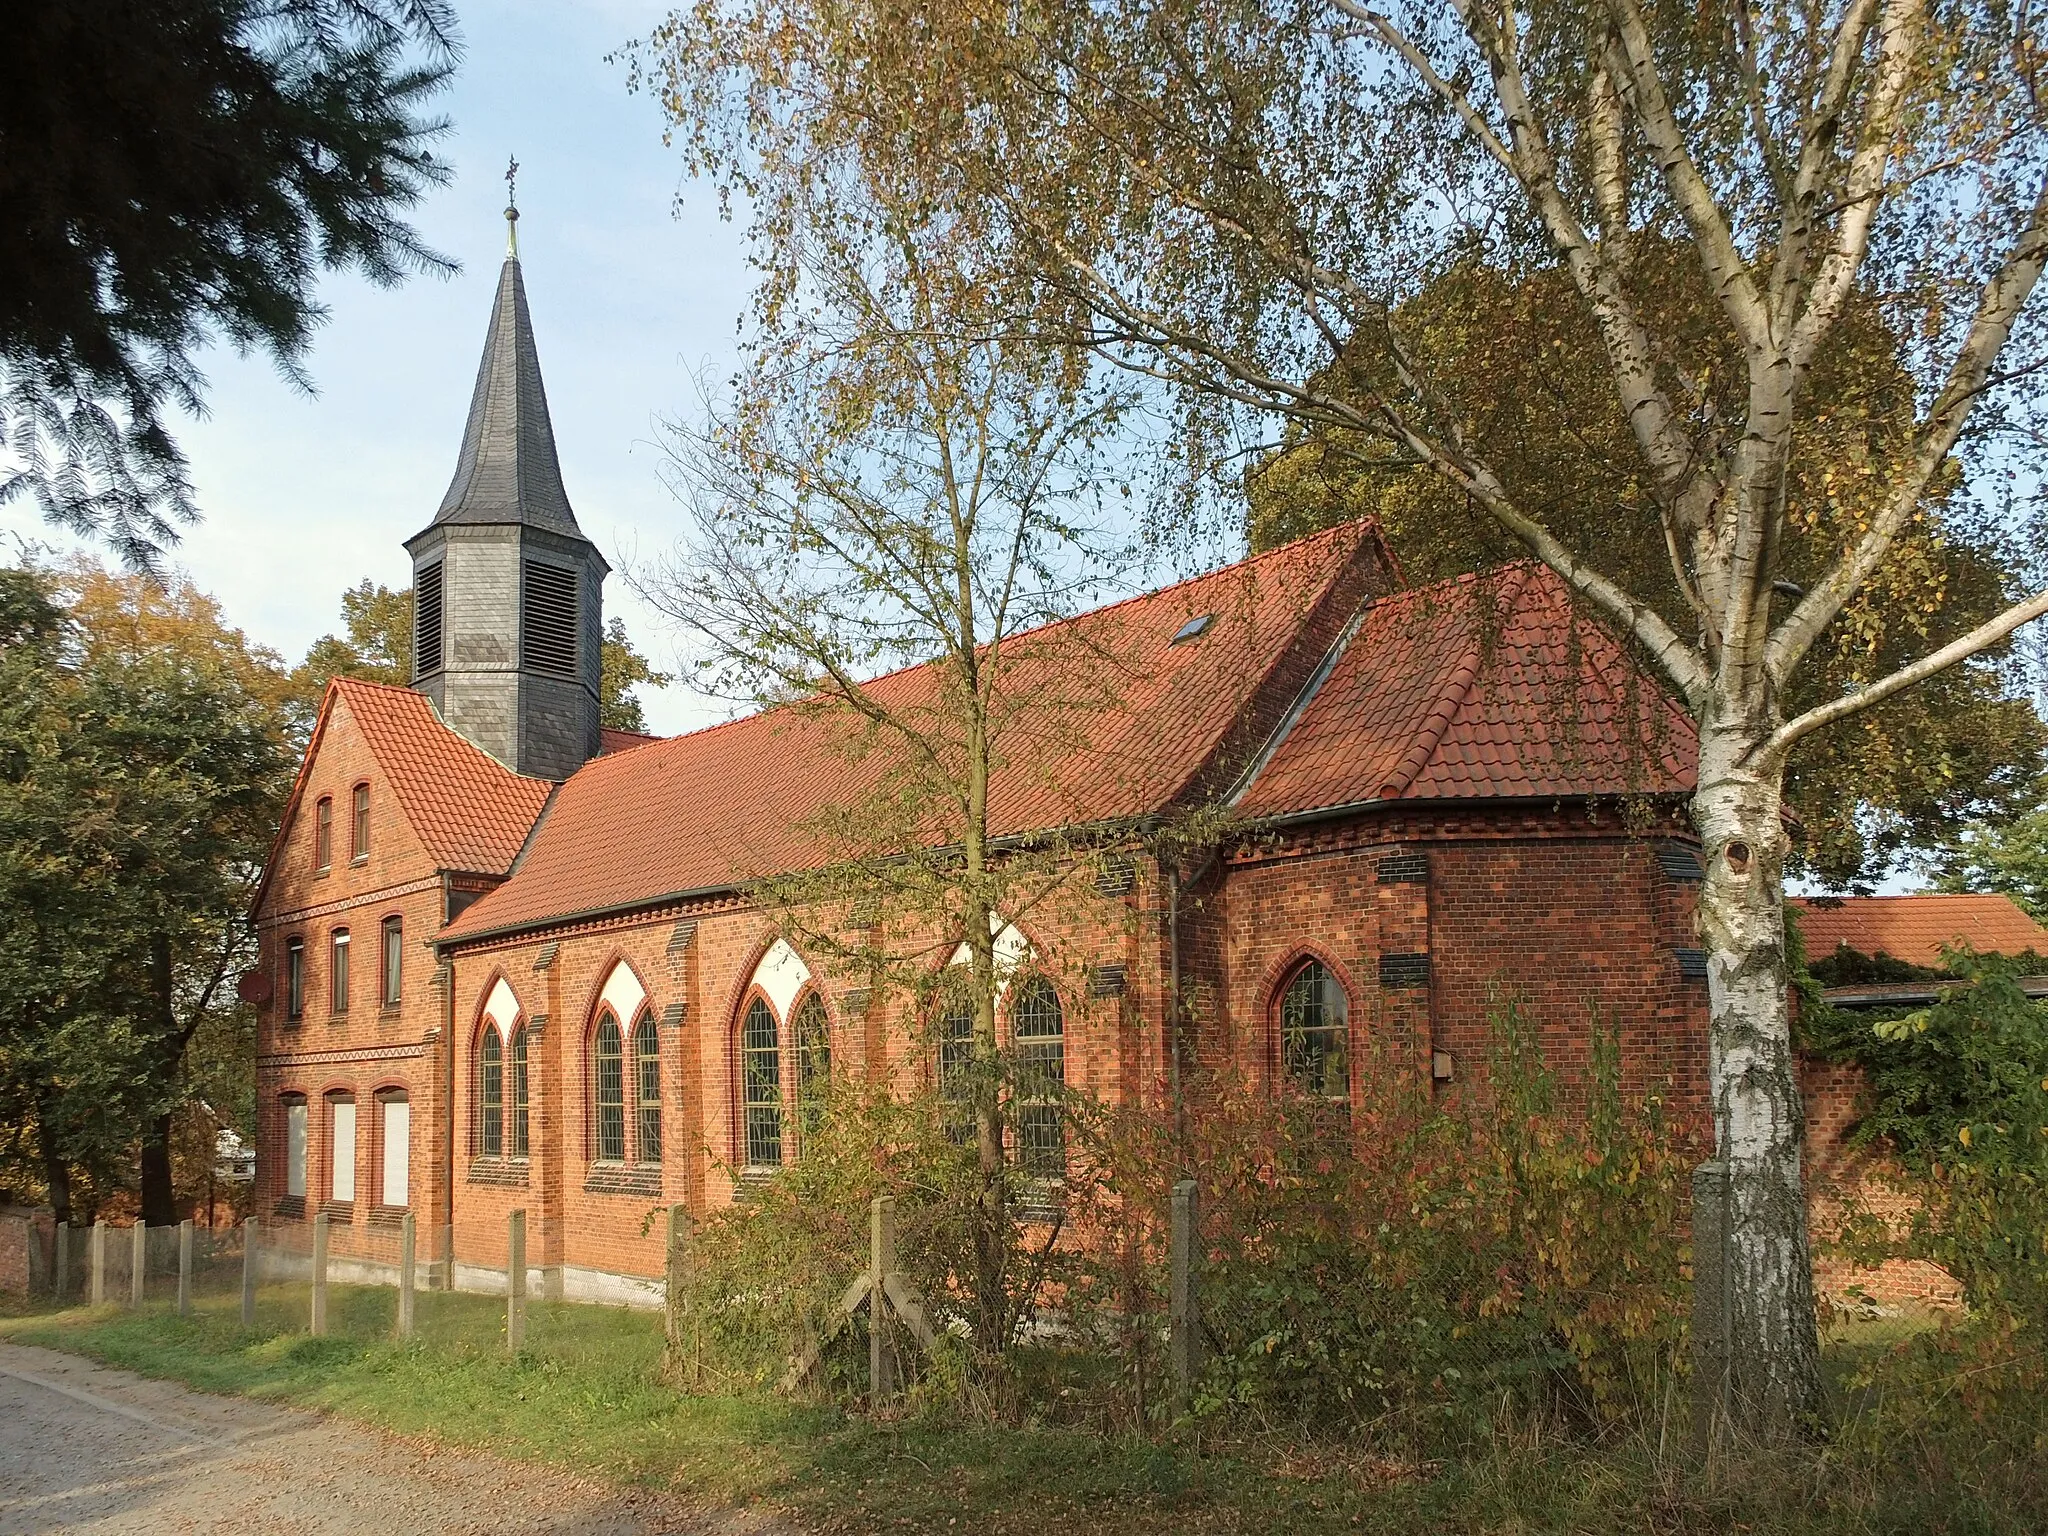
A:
640 0 2048 1428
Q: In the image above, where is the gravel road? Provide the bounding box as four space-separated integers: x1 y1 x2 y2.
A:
0 1342 789 1535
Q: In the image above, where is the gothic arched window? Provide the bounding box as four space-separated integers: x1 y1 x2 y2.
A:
1279 959 1350 1102
938 998 975 1142
792 993 831 1144
479 1027 504 1156
593 1014 626 1162
1012 978 1066 1175
633 1014 662 1163
509 1025 530 1158
741 997 783 1168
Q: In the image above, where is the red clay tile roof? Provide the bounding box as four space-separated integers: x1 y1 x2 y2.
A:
1234 562 1696 816
599 727 662 756
442 523 1386 940
331 678 552 874
1792 893 2048 968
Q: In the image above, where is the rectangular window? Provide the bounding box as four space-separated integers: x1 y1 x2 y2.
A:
351 784 369 862
414 561 444 677
381 1099 410 1207
314 798 332 872
285 1101 308 1198
330 930 350 1014
520 561 580 674
330 1099 356 1202
380 916 402 1007
285 938 305 1022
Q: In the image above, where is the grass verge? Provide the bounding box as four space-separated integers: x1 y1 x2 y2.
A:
2 1286 2039 1535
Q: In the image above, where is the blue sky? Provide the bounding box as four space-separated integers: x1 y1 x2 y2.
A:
4 0 746 735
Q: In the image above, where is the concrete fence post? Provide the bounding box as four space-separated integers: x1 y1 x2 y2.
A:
662 1204 694 1387
1169 1179 1202 1402
1690 1160 1734 1456
869 1196 896 1409
177 1219 194 1317
310 1211 330 1336
506 1209 527 1354
91 1220 107 1306
397 1211 417 1338
54 1223 69 1304
240 1218 257 1327
130 1220 146 1309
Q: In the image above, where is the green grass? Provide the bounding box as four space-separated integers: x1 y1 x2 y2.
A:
3 1287 2041 1535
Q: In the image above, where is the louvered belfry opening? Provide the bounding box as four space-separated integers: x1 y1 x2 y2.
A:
521 561 579 674
414 561 445 678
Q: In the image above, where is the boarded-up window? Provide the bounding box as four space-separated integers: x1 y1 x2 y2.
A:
521 562 579 675
414 562 444 676
381 1096 410 1207
285 1099 308 1198
330 1097 356 1202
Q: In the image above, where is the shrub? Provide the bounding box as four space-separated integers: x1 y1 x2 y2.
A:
1071 999 1699 1445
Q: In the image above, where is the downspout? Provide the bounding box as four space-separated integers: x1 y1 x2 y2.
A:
1164 845 1221 1172
439 873 458 1289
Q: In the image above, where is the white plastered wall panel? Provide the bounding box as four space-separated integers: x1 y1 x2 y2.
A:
749 938 812 1020
597 961 649 1024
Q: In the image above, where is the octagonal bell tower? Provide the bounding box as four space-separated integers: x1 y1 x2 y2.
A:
405 195 606 780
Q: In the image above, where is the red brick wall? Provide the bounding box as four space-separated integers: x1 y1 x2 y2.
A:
1198 804 1708 1113
1802 1056 1961 1310
251 694 449 1268
250 705 1952 1309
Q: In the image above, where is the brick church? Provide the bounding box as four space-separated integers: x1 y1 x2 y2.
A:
249 237 1715 1302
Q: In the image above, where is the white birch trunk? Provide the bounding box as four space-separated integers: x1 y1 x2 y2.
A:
1690 715 1823 1431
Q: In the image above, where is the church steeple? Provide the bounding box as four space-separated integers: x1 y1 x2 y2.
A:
406 189 607 782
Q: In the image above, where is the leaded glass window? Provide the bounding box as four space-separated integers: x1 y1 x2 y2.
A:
479 1028 503 1156
634 1015 662 1163
509 1025 530 1158
938 999 975 1141
594 1015 626 1162
741 997 783 1168
793 994 830 1144
1280 960 1349 1102
1012 978 1065 1175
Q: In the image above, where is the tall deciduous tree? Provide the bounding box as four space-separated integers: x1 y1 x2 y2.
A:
0 0 457 570
640 0 2048 1427
635 186 1132 1362
0 563 292 1223
1244 258 2048 887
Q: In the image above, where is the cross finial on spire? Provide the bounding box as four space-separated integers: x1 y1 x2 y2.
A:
504 154 520 257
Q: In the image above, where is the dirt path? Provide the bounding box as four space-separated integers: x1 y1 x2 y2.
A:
0 1342 792 1535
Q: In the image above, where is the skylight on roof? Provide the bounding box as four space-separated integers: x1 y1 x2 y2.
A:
1170 613 1215 645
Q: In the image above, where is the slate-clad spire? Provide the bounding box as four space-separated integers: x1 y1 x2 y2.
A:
405 202 606 784
432 252 581 535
